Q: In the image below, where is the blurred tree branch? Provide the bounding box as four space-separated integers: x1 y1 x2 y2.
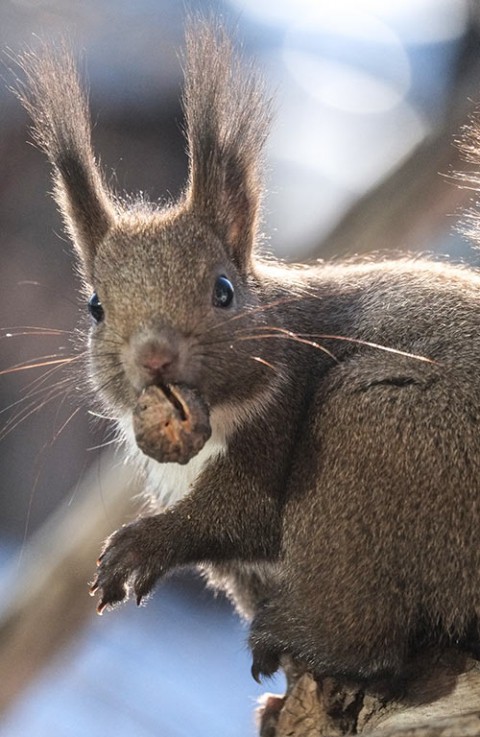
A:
0 454 141 713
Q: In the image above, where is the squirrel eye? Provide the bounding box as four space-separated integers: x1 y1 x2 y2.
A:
88 292 104 323
213 275 234 308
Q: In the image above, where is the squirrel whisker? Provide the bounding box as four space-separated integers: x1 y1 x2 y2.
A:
0 382 73 442
237 325 435 364
235 332 339 363
0 352 84 377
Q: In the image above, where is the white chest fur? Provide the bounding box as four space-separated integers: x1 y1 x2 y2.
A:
119 410 228 508
118 380 283 509
143 434 226 506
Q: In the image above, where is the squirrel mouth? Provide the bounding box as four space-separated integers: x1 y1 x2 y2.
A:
156 382 188 422
133 382 211 465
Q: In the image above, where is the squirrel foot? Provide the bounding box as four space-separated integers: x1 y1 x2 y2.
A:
90 517 167 613
251 644 281 683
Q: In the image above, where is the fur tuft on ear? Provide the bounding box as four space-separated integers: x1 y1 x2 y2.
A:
13 42 115 280
182 18 272 271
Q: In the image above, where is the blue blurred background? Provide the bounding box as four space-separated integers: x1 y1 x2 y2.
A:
0 0 476 735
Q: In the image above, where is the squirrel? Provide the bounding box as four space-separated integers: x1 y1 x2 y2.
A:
13 18 480 692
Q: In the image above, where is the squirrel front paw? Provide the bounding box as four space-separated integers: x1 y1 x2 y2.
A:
90 517 168 613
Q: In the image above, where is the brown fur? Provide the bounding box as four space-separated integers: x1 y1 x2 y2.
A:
14 19 480 689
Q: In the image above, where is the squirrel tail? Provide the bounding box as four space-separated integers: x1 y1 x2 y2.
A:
454 112 480 249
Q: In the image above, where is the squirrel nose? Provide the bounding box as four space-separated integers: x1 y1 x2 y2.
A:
136 339 179 384
142 353 173 376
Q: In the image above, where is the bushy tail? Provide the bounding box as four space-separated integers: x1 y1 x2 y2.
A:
454 112 480 249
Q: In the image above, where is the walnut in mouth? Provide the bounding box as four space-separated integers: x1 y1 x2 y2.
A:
133 384 211 464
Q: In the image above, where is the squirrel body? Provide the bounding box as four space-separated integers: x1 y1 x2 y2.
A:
15 21 480 689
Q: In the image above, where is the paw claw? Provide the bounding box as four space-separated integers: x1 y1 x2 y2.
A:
90 518 166 614
250 648 281 683
133 572 158 605
251 662 263 684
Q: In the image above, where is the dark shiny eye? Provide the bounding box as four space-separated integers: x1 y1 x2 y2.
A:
213 275 234 308
88 292 104 323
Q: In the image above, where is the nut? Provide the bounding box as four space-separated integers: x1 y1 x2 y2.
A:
133 384 211 465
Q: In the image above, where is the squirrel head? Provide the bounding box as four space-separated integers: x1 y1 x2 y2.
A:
15 20 284 421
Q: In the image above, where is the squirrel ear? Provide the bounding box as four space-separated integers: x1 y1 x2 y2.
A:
13 44 115 281
183 20 271 271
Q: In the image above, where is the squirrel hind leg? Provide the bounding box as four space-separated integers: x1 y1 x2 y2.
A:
249 598 292 681
249 596 409 690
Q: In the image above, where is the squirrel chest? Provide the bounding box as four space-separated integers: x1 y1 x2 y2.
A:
120 411 228 507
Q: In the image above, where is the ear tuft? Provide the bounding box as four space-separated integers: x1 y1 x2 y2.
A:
182 18 272 271
12 42 115 280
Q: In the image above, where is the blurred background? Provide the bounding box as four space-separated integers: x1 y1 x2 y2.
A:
0 0 479 735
